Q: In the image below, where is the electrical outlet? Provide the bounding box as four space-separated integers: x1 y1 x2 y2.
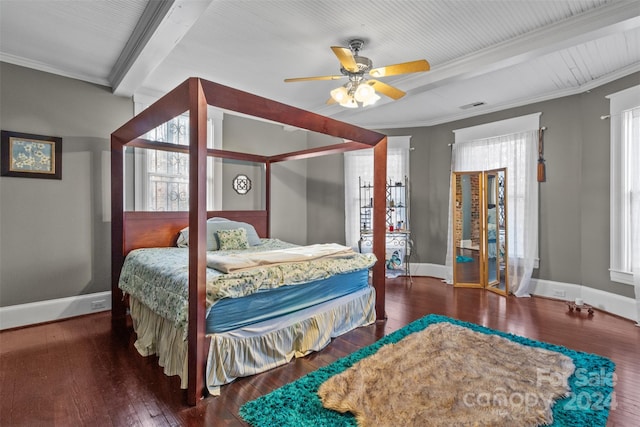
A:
552 289 566 298
91 300 106 310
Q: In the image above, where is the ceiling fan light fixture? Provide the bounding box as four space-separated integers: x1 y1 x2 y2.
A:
354 82 375 102
330 86 349 103
362 92 381 107
331 81 379 108
339 96 359 108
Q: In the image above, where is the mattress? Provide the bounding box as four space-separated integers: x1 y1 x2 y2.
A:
206 268 369 333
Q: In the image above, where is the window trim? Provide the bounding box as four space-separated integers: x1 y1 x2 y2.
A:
607 84 640 286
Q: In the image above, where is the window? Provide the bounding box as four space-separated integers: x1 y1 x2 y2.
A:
141 114 190 211
608 85 640 285
344 136 410 248
132 96 223 211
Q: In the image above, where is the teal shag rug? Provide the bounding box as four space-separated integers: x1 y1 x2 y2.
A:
239 314 615 427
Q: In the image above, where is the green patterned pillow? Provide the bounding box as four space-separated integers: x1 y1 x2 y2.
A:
217 228 249 250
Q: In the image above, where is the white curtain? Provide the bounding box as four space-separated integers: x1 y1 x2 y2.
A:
628 107 640 326
344 136 410 249
444 130 539 296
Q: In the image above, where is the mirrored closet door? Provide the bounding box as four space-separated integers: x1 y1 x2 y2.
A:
452 168 508 295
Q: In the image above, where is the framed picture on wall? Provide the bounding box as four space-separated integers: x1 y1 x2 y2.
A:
1 130 62 179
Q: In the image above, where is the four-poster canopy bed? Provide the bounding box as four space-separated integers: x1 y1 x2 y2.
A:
111 77 388 405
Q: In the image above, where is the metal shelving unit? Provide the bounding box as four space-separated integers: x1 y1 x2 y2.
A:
358 176 412 278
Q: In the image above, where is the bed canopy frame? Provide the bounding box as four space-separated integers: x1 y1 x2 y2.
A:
111 77 388 404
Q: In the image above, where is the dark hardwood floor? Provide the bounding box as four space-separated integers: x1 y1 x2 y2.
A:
1 277 638 426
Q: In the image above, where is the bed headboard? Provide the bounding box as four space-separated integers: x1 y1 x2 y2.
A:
122 210 268 255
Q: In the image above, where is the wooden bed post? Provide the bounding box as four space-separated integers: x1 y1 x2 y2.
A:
110 135 126 330
265 160 271 237
187 78 209 405
372 137 388 321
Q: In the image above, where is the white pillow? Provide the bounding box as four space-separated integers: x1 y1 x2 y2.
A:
176 219 261 249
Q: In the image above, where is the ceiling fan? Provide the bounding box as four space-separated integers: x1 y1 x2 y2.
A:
284 39 430 108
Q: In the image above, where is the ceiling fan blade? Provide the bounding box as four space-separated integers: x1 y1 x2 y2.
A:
331 46 358 73
369 59 430 78
367 80 406 100
284 75 345 82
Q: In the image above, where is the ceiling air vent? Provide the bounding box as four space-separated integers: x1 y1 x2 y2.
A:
459 101 486 110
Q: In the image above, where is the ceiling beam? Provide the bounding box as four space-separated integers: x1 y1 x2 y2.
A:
110 0 212 97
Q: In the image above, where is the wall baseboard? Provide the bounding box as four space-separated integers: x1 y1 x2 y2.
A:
529 278 637 322
410 262 449 280
411 263 638 323
0 291 111 330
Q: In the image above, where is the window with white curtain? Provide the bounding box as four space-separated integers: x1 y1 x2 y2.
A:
608 85 640 286
344 136 410 249
446 113 540 297
133 96 223 211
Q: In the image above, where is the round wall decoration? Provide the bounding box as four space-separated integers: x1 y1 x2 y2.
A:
232 174 252 195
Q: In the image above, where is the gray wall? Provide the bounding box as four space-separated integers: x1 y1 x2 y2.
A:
2 59 636 307
306 132 346 245
0 63 313 308
222 115 309 245
221 73 640 297
383 72 639 299
305 72 638 299
0 62 132 306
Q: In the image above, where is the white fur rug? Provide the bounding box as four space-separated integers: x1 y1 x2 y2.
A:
318 322 575 427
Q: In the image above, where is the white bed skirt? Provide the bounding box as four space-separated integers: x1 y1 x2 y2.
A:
128 286 376 394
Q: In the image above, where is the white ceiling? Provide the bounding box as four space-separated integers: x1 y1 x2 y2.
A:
1 0 639 129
